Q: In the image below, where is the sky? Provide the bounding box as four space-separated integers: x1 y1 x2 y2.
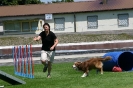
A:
40 0 90 3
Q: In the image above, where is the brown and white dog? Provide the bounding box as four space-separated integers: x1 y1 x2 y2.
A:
72 56 111 77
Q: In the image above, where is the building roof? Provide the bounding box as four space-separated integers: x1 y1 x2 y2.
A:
0 0 133 17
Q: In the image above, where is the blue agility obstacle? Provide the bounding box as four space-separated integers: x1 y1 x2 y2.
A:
103 51 133 71
12 45 34 79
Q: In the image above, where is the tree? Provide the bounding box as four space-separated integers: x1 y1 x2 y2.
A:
0 0 42 6
62 0 74 2
0 0 3 5
19 0 42 5
0 0 19 5
51 0 74 3
52 0 61 3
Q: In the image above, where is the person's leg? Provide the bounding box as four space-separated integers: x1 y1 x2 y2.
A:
47 51 55 78
47 61 52 78
41 50 49 72
41 60 48 65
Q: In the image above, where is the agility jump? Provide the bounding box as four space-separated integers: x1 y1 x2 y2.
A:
12 45 34 79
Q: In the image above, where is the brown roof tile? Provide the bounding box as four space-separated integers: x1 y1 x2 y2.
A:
0 0 133 17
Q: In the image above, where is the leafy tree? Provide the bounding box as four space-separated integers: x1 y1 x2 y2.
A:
0 0 42 6
52 0 61 3
0 0 19 5
52 0 74 3
19 0 42 5
63 0 74 2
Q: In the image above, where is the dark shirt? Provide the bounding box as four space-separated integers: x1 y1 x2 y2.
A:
39 31 57 51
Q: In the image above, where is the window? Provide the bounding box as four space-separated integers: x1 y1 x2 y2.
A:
31 21 38 31
14 22 21 32
4 20 38 34
118 14 129 27
5 23 14 33
87 16 98 29
4 22 21 33
54 18 65 31
22 22 30 32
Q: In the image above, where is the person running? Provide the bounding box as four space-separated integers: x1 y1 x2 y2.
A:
33 23 58 78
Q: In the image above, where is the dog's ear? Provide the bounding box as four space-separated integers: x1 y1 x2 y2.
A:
74 61 82 64
77 62 82 67
77 62 82 64
74 62 78 64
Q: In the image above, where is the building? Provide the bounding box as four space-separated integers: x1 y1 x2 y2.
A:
0 0 133 35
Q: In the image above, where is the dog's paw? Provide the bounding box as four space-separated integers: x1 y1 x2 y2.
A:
81 73 87 77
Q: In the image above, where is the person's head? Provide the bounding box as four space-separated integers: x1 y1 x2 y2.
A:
43 23 50 32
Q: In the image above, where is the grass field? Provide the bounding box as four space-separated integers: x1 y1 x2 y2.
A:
0 62 133 88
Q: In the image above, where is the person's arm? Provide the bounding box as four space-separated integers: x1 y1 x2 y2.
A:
33 36 41 41
53 38 59 47
50 38 58 50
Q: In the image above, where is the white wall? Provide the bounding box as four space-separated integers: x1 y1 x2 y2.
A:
76 10 133 32
0 14 75 34
0 22 3 32
0 9 133 34
45 14 75 33
0 15 46 35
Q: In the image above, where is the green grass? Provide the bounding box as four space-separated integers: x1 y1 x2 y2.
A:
1 62 133 88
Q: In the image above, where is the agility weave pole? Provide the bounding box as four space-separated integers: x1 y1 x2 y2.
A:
12 45 34 79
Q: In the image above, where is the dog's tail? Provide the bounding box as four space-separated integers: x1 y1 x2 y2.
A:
99 56 112 61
